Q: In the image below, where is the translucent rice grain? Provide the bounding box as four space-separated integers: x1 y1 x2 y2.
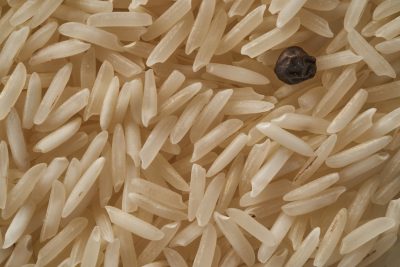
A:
22 72 42 129
2 202 35 249
346 178 380 233
111 82 132 126
36 217 88 267
206 133 247 177
192 224 217 267
129 192 187 221
298 9 333 38
150 154 190 191
84 61 114 120
1 163 46 219
334 108 376 153
80 48 96 89
282 187 346 216
142 0 191 41
347 29 396 78
9 0 40 26
223 100 274 115
285 228 320 267
58 22 123 52
227 208 276 246
284 173 339 201
314 208 347 266
214 212 255 266
375 16 400 40
206 63 270 85
106 206 164 240
52 4 90 23
0 63 26 120
192 8 227 72
191 119 243 162
343 0 368 31
40 180 65 242
196 173 225 226
358 232 398 267
34 63 72 125
87 11 152 27
138 222 180 265
375 37 400 54
104 239 120 267
373 0 400 20
338 153 389 186
65 0 113 13
317 50 363 71
304 0 339 11
373 173 400 205
276 0 307 28
62 157 105 217
29 40 91 65
140 116 177 169
131 178 186 209
326 135 392 168
33 117 82 153
4 235 32 267
188 164 206 221
190 89 232 143
100 77 119 130
0 141 8 209
314 67 357 118
185 0 215 54
37 88 89 132
146 14 194 66
257 122 314 156
111 124 126 191
327 89 368 133
218 155 244 211
228 0 255 17
251 147 293 197
79 131 108 173
18 20 58 61
361 107 400 140
241 139 270 183
157 70 185 105
340 217 396 254
268 0 288 14
217 5 265 55
163 248 188 267
114 226 138 267
80 226 101 267
95 47 142 78
241 18 300 58
92 203 114 242
141 69 157 127
272 113 329 134
170 221 203 247
170 90 212 144
5 109 29 171
159 82 201 116
0 26 29 78
29 0 63 28
240 179 293 207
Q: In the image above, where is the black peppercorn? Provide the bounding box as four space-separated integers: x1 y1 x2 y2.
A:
274 46 317 85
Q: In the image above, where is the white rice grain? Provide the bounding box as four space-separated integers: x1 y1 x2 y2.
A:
62 157 105 217
340 217 396 254
106 206 164 240
196 173 225 226
348 29 396 78
0 63 26 120
34 63 72 125
214 212 255 266
284 227 320 267
206 63 270 85
192 225 217 267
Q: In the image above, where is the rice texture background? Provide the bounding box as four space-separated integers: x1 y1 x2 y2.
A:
0 0 399 266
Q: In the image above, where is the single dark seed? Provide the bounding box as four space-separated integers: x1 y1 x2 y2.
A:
274 46 317 85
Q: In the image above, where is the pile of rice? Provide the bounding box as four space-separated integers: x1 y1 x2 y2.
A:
0 0 400 266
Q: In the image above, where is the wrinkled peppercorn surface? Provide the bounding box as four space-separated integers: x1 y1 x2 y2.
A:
274 46 317 85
